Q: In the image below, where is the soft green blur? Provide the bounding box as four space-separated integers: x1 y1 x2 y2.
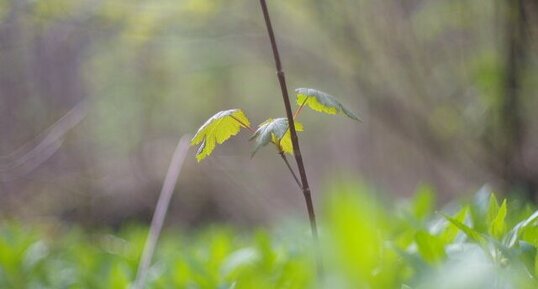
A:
2 183 538 288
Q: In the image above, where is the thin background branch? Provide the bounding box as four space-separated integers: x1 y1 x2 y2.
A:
0 101 87 182
133 135 191 289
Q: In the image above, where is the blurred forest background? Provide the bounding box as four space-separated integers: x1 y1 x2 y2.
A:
0 0 536 228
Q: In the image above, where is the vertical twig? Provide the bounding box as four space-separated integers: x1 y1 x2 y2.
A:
258 0 323 275
133 135 191 289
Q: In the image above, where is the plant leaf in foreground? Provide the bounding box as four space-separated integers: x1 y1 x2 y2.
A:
191 109 251 161
295 88 360 121
250 118 303 156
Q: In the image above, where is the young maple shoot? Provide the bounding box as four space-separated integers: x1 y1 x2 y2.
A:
190 88 359 162
192 0 359 277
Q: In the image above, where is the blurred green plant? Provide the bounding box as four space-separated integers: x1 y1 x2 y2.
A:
1 184 538 288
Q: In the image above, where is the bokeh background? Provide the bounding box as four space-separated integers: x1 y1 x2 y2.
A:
0 0 536 228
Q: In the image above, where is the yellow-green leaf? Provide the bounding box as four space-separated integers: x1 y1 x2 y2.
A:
505 211 538 248
522 226 538 247
250 118 303 156
277 121 303 154
411 184 436 221
295 88 360 121
487 194 500 228
440 206 468 245
191 109 250 161
415 230 446 264
443 210 486 245
490 199 507 239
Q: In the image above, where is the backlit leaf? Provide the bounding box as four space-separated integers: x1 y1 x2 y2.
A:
505 211 538 247
412 185 436 221
489 199 507 239
250 118 303 156
522 226 538 247
415 230 445 264
443 211 486 244
487 194 500 229
279 122 304 154
295 88 360 121
191 109 250 161
440 206 468 245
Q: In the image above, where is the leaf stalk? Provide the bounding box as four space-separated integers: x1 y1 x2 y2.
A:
231 115 255 133
293 97 309 119
278 151 302 190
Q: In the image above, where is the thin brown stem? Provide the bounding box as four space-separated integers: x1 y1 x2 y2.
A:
279 151 302 190
259 0 323 276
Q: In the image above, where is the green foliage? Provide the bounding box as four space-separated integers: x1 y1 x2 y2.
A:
295 88 360 121
411 184 436 221
191 109 251 161
2 186 537 289
191 88 357 160
488 196 508 239
250 118 303 156
444 209 486 244
0 224 313 289
439 205 467 245
415 230 446 264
